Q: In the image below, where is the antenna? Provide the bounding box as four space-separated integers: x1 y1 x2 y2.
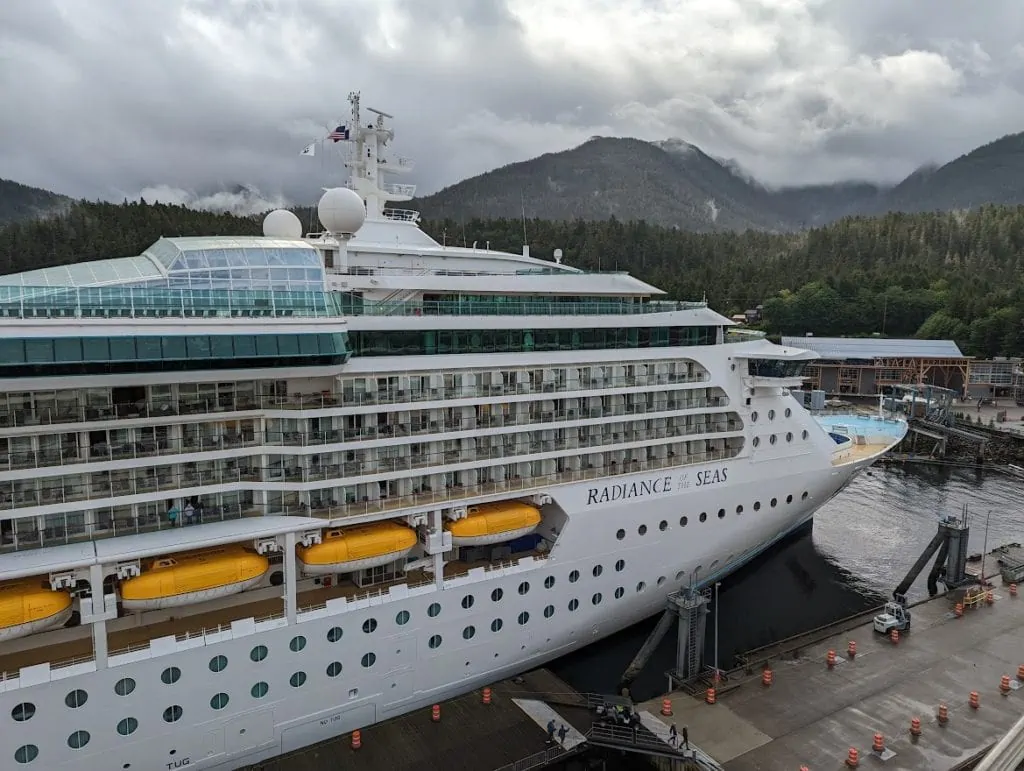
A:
520 189 528 244
367 107 393 119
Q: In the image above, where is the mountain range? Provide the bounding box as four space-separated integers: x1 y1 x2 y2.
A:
2 130 1024 232
412 131 1024 232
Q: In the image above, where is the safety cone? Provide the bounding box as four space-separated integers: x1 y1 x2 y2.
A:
910 717 921 737
661 698 673 716
351 729 362 750
482 687 492 705
845 747 859 768
432 704 441 722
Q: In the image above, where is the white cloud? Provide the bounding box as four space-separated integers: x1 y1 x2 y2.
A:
0 0 1022 198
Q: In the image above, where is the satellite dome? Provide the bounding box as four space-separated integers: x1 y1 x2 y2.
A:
262 209 303 239
317 187 365 234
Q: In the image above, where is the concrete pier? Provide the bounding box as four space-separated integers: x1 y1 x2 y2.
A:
641 587 1024 770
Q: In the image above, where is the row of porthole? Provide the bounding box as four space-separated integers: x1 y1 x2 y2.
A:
752 429 808 448
750 407 792 422
615 491 809 536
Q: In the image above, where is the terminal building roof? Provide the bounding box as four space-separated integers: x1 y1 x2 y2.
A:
781 336 966 360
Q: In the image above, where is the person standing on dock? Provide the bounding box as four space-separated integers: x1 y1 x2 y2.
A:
682 725 689 749
557 724 568 744
668 724 678 747
546 719 556 743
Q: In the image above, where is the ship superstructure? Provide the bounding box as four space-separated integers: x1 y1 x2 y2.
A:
0 93 907 771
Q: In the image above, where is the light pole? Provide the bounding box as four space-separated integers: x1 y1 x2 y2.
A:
714 581 721 681
980 509 993 587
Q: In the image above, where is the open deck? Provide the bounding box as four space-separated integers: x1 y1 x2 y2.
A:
642 586 1024 770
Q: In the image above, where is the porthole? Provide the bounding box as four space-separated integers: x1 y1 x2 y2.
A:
114 677 136 696
250 645 268 662
328 626 345 642
636 581 646 592
161 667 181 685
786 432 793 442
117 717 138 736
14 745 38 764
768 409 775 420
428 603 441 617
592 593 602 605
699 512 707 523
518 611 530 625
67 730 90 749
209 655 228 673
659 520 668 531
327 662 343 677
735 505 743 515
490 618 503 632
786 494 793 504
802 429 809 439
769 434 777 445
543 605 555 618
752 437 760 447
679 516 688 527
11 703 35 722
362 619 377 634
462 626 476 640
210 693 229 710
616 528 625 540
518 581 530 595
461 595 474 610
163 705 183 723
290 635 307 651
614 559 625 572
65 689 88 709
569 570 580 583
802 491 809 500
592 565 603 578
251 682 269 698
568 599 579 611
429 634 442 649
544 575 556 589
717 508 725 519
785 408 792 418
614 587 625 599
675 570 686 581
395 611 410 626
289 672 307 687
491 588 503 602
657 576 666 586
638 524 647 536
770 497 778 507
753 501 761 511
751 411 758 422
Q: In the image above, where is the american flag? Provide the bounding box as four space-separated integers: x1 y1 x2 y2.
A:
329 125 350 142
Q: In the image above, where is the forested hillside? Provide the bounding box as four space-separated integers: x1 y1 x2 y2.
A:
0 178 69 227
1 199 1022 358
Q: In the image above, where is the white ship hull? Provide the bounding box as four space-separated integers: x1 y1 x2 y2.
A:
0 419 902 771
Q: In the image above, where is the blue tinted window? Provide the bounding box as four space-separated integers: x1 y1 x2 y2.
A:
256 336 278 357
55 338 83 362
137 338 162 360
110 338 135 361
162 337 187 359
186 336 212 358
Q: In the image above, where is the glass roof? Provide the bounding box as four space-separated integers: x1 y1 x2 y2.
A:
0 255 165 288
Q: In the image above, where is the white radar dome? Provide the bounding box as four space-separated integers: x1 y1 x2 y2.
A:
318 187 366 234
262 209 303 239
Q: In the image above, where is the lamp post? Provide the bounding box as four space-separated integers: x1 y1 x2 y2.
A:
980 509 993 587
714 581 721 682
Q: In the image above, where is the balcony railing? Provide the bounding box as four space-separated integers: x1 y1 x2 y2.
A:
359 298 707 317
0 448 742 554
0 373 711 428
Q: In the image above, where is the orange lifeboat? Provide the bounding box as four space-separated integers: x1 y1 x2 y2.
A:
0 578 73 641
297 521 418 574
444 501 541 547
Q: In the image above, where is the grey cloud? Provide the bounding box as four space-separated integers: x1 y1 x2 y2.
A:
1 0 1023 208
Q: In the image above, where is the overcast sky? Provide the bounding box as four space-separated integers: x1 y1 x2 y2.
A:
2 0 1024 211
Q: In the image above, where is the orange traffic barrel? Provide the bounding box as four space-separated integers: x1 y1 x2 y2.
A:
1017 664 1024 682
969 691 980 710
661 698 673 716
985 590 994 605
482 687 492 705
432 704 441 722
827 650 837 669
910 717 922 737
351 729 362 750
1010 583 1018 598
872 733 884 753
889 629 899 645
845 747 859 768
937 702 949 724
705 687 716 705
1000 675 1011 695
847 640 857 659
761 668 773 687
955 603 964 618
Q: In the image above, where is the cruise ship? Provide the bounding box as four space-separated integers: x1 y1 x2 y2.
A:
0 93 907 770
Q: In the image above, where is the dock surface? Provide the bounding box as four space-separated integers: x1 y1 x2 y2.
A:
643 588 1024 770
242 668 592 771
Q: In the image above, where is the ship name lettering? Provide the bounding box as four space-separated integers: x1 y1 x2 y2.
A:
166 760 190 769
694 468 728 487
586 476 672 506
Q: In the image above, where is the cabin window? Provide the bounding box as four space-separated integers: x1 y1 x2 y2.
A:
517 581 530 595
679 516 688 527
461 595 474 610
328 626 345 642
490 588 503 603
327 662 343 677
568 570 579 583
615 560 625 572
250 645 268 662
361 653 376 668
592 593 603 605
251 682 269 699
543 605 555 619
462 626 476 640
427 603 441 618
117 718 138 736
114 678 135 696
394 612 410 626
289 672 307 688
67 731 90 750
14 745 39 764
11 703 34 722
544 576 555 589
362 619 378 634
428 634 443 649
636 581 646 593
637 524 647 536
568 599 579 611
517 612 530 625
210 693 229 710
160 667 181 685
162 705 183 723
614 587 625 599
289 635 307 652
592 565 603 578
490 619 503 632
64 690 88 709
208 655 228 673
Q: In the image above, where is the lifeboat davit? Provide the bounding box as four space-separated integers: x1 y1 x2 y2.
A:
0 578 73 641
444 501 542 547
297 522 417 575
120 545 269 611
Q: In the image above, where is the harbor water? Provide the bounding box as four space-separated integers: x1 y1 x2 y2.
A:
550 464 1024 701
